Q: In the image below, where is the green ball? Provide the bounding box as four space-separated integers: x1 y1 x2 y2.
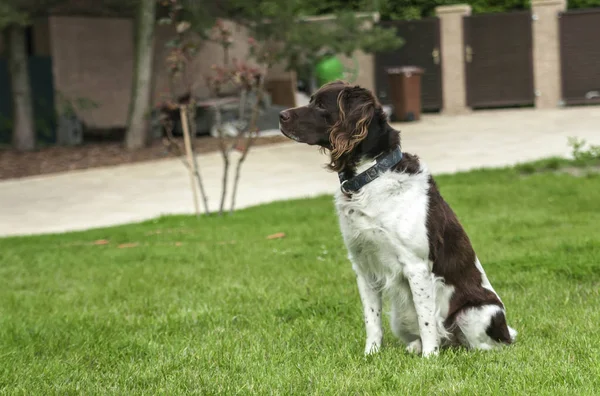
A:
315 56 345 86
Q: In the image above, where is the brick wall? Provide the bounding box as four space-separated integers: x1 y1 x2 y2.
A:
152 20 255 105
152 21 296 106
2 16 296 130
48 17 296 128
48 16 134 128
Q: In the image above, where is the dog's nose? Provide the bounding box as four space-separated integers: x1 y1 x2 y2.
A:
279 110 291 123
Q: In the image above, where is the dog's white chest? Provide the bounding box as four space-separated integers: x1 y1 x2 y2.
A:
334 170 431 282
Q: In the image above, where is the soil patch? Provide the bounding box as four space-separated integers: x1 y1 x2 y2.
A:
0 135 288 180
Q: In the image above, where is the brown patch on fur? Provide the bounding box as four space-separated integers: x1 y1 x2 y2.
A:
424 175 506 330
486 310 513 344
392 152 422 175
396 156 507 334
328 87 377 172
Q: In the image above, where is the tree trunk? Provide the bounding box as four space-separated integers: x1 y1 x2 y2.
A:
8 25 35 151
125 0 157 150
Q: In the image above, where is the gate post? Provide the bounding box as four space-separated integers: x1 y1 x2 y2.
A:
436 4 471 115
531 0 567 108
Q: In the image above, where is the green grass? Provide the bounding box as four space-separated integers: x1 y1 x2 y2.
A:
1 162 600 394
514 155 600 175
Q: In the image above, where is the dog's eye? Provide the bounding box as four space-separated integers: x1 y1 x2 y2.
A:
315 101 324 109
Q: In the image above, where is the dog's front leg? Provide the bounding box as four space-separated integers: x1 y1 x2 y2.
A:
353 266 383 356
405 262 439 357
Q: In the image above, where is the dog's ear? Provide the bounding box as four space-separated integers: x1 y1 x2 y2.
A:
328 86 378 172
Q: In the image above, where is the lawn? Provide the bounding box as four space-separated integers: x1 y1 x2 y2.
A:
1 162 600 394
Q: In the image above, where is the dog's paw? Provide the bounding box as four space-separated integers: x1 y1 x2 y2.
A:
406 339 422 355
364 340 381 356
421 346 440 358
508 326 518 343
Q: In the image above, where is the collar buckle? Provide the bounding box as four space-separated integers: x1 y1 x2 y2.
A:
340 180 351 195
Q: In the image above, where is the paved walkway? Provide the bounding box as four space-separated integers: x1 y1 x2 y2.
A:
1 106 599 237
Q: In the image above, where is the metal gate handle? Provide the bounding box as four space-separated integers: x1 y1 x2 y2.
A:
465 46 473 63
432 48 440 65
585 91 600 99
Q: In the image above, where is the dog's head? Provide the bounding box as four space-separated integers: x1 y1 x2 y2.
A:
279 81 394 172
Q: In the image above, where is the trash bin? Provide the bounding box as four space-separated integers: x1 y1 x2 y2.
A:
386 66 424 122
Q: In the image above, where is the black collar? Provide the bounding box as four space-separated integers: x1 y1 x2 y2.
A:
338 146 403 195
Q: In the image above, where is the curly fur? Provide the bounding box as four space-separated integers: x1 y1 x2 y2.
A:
327 87 377 172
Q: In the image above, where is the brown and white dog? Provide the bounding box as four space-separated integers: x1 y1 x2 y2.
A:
279 81 516 356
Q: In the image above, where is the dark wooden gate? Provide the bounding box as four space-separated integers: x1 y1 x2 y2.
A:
463 12 534 108
375 18 442 111
560 9 600 105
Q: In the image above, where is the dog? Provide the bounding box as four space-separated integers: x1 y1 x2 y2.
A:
279 81 516 356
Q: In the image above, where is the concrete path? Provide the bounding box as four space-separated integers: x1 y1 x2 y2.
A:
1 106 599 237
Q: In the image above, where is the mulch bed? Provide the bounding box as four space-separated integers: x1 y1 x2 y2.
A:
0 135 288 181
